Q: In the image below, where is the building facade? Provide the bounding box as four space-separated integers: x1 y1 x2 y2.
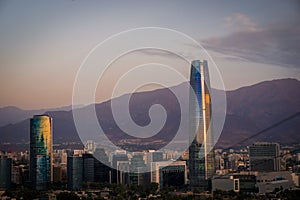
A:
111 153 129 184
146 150 163 165
130 154 149 185
189 60 215 190
212 173 257 193
249 142 280 172
67 155 83 190
151 161 187 188
94 148 110 183
82 153 95 182
0 157 12 190
30 115 53 190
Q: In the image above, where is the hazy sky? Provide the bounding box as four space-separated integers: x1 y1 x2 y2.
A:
0 0 299 109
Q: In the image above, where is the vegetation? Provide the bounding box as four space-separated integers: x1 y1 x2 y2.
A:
2 182 300 200
56 192 80 200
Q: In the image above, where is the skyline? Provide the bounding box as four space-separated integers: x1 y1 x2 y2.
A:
0 2 299 198
0 1 300 109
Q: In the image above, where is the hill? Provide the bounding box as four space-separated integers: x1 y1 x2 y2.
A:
0 78 299 151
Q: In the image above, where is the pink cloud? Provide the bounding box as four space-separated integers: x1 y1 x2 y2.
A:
224 13 260 32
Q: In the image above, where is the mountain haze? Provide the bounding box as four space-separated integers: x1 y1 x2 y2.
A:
0 78 299 151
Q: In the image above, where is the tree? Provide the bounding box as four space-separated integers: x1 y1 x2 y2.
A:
17 189 39 200
149 182 159 194
56 192 80 200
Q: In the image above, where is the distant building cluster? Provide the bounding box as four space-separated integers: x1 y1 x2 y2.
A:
2 140 300 198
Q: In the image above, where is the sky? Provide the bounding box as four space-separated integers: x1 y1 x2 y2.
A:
0 0 299 109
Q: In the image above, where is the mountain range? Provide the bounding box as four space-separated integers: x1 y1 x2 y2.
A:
0 78 299 151
0 104 85 127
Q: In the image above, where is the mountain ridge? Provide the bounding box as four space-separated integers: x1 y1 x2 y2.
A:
0 78 299 151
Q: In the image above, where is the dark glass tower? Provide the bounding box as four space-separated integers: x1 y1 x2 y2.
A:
30 115 53 190
249 142 280 172
82 153 94 182
94 148 110 183
188 60 215 190
67 155 83 190
0 157 12 190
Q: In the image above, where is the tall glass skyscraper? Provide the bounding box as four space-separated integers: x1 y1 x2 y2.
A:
67 155 83 190
82 153 94 182
94 148 110 183
30 115 53 190
0 157 12 190
189 60 215 190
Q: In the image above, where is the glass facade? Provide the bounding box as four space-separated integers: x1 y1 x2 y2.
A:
249 142 280 172
83 153 95 182
129 154 148 185
67 155 83 190
0 157 12 190
159 165 185 188
189 60 215 190
111 154 129 184
30 115 52 190
94 148 110 183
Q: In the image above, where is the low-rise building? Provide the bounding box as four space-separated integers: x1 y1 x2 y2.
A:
256 171 294 194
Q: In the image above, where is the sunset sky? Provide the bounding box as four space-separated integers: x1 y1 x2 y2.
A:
0 0 299 109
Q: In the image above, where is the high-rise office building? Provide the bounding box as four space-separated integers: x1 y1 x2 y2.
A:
151 161 187 188
30 115 53 190
67 155 83 190
130 154 149 185
146 150 163 166
0 156 12 190
249 142 280 172
82 153 94 182
94 148 110 183
53 165 62 182
189 60 215 190
11 166 22 185
117 161 130 185
111 153 129 184
160 165 186 188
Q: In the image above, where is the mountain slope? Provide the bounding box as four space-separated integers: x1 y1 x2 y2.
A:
218 78 300 148
0 105 83 127
0 78 299 151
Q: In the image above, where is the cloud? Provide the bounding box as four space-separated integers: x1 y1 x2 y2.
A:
136 49 180 58
136 48 198 61
202 15 300 68
224 13 260 32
